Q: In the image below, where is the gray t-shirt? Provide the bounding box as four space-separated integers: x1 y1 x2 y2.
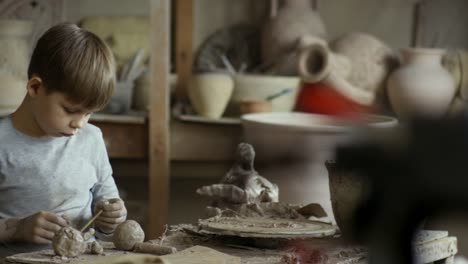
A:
0 116 119 256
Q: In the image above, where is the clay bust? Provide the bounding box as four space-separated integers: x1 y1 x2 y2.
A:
52 227 93 257
113 220 145 250
197 143 279 210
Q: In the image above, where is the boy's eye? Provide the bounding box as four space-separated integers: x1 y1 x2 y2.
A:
64 107 78 114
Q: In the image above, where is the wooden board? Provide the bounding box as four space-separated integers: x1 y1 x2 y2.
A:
174 0 193 100
5 248 148 264
4 246 240 264
414 0 468 48
170 120 242 161
148 0 171 238
162 246 240 264
90 121 148 159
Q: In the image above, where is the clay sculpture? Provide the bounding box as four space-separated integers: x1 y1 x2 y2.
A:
196 143 279 211
52 227 96 257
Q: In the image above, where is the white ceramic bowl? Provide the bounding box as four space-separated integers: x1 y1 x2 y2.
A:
227 74 301 115
241 112 398 161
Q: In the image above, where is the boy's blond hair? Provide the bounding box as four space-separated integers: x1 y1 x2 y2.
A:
28 23 115 110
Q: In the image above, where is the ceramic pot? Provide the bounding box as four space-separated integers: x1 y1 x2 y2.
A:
133 72 178 111
0 20 33 114
387 48 456 118
188 73 234 119
228 74 300 116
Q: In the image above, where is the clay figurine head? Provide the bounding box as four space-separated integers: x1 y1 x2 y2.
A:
236 143 255 170
52 227 87 257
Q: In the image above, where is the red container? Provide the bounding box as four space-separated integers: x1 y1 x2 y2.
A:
295 82 370 118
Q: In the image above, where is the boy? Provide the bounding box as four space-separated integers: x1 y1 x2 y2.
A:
0 23 127 256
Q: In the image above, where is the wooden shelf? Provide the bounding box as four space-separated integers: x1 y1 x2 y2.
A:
170 120 242 161
90 120 148 159
92 118 241 161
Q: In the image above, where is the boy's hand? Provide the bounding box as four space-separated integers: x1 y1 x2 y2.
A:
13 211 68 244
94 198 127 234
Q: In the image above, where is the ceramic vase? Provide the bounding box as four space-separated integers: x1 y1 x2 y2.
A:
188 73 234 119
387 48 456 118
0 20 33 115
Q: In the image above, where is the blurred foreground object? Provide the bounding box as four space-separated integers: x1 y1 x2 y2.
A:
335 115 468 264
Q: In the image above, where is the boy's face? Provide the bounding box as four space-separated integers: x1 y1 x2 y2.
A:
28 77 97 138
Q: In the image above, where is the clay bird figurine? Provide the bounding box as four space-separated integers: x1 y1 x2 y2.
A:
196 143 279 211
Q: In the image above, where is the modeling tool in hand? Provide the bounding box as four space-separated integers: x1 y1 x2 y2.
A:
79 210 103 233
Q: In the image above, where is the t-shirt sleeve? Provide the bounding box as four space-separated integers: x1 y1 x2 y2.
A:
91 130 120 204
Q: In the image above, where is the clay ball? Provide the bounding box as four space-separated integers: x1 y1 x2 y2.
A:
52 227 87 257
113 220 145 250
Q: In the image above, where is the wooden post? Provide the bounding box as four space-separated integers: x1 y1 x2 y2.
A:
175 0 193 100
149 0 170 238
412 1 422 47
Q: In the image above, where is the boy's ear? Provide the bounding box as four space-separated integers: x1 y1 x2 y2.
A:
26 76 44 97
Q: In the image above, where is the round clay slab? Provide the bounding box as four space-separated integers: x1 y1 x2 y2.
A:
199 217 336 238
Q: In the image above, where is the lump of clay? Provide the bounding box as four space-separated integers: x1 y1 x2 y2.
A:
197 143 279 210
89 241 104 255
113 220 145 250
52 227 87 257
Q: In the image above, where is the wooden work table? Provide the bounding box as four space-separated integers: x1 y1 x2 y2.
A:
3 228 458 264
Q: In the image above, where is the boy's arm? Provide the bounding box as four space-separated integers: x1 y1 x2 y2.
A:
92 130 127 236
92 129 120 203
0 212 67 243
0 218 21 242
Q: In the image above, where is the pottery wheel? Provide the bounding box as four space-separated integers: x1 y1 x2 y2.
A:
198 217 336 239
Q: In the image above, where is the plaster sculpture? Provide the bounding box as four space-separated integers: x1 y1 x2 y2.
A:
298 33 398 107
52 227 95 257
196 143 279 211
261 0 327 75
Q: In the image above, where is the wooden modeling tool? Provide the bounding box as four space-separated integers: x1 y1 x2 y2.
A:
80 210 103 233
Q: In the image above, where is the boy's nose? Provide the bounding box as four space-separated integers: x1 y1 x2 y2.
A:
70 116 87 129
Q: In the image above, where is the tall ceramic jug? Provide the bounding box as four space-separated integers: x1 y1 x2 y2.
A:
387 48 456 118
0 20 33 115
